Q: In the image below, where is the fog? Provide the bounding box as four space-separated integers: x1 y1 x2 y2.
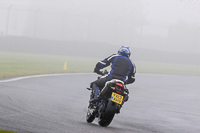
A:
0 0 200 63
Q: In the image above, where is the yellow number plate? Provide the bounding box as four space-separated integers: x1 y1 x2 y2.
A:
111 92 123 104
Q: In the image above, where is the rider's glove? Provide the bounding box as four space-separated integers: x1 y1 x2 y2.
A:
98 71 104 76
94 68 104 76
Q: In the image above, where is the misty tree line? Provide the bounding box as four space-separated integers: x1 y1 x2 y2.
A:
0 3 200 54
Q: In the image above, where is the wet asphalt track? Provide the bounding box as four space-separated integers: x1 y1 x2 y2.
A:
0 73 200 133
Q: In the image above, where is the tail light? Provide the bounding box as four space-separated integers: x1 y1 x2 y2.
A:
115 82 124 94
116 91 121 94
115 83 123 87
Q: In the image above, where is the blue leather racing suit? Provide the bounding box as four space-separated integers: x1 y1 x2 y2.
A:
92 54 136 90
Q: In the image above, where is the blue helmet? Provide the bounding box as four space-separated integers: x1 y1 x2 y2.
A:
118 46 131 57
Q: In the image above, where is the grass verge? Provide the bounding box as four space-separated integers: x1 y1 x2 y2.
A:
0 131 14 133
0 52 200 79
0 52 96 79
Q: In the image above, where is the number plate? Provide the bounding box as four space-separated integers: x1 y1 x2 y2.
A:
111 92 123 104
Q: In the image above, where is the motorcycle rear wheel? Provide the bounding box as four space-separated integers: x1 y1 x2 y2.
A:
98 112 115 127
98 101 116 127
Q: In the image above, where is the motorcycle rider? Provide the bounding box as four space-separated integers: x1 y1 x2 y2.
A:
90 46 136 106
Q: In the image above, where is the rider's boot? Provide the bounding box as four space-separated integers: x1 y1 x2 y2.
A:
89 87 100 104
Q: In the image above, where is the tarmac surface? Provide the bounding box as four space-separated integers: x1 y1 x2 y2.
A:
0 73 200 133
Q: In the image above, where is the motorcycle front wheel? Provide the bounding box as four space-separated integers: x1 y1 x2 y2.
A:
86 105 95 123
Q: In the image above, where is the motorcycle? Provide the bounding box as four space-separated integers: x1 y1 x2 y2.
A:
86 71 129 127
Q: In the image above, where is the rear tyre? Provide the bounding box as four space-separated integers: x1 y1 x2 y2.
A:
98 112 115 127
98 101 116 127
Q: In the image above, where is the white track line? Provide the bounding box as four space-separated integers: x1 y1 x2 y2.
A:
0 73 92 83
